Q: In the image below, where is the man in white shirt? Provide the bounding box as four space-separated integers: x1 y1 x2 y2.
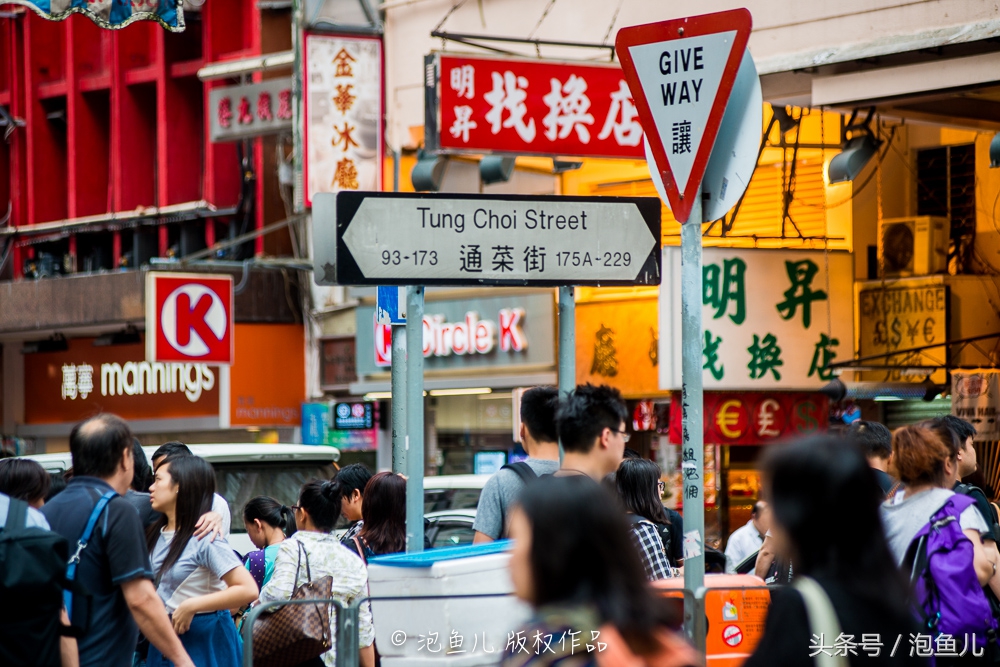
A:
725 500 770 573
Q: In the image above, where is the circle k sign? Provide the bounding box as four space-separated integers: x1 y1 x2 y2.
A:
146 273 234 365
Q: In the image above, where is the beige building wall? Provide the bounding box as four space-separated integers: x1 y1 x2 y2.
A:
382 0 999 147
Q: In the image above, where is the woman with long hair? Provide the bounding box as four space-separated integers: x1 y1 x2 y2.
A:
0 458 51 508
145 456 258 667
333 463 373 546
615 458 673 580
344 471 406 562
242 496 297 589
258 479 375 667
745 436 925 667
503 476 698 667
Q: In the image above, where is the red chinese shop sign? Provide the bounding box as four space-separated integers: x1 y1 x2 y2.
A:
668 392 829 446
428 53 644 159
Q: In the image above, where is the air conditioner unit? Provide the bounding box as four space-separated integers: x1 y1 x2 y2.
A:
878 216 950 278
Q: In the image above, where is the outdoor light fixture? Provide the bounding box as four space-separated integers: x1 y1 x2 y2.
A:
552 158 583 174
827 107 881 184
22 334 69 354
411 150 447 191
990 133 1000 168
479 156 515 185
93 325 141 347
819 378 943 401
428 387 492 397
771 105 799 135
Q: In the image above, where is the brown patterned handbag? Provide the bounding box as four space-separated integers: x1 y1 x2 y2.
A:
251 540 334 667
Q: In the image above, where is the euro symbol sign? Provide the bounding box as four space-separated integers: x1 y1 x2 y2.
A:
715 399 745 439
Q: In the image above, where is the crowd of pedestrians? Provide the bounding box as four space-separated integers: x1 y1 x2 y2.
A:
6 384 1000 667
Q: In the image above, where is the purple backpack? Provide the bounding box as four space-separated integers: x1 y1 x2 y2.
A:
903 494 998 646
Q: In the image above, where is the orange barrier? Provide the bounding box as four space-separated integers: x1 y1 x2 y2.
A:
654 575 771 667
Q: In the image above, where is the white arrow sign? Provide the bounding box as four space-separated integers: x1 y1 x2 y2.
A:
314 192 661 287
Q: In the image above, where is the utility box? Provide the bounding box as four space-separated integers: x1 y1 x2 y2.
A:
367 543 531 666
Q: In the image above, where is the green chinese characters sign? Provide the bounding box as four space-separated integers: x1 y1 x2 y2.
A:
659 248 854 390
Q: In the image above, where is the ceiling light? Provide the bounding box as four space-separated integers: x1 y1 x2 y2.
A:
22 334 69 354
429 387 492 397
363 392 393 400
93 325 141 347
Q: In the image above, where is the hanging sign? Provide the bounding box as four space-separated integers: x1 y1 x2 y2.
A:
427 53 645 159
209 78 293 143
952 371 1000 442
317 191 660 287
304 33 383 207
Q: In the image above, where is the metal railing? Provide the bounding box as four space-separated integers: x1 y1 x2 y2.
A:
241 593 512 667
242 586 773 666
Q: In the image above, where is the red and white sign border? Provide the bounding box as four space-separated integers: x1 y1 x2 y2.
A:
616 9 752 223
145 272 235 366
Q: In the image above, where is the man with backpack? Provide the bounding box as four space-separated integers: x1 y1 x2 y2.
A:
0 491 79 667
40 414 194 667
473 386 560 543
555 384 629 481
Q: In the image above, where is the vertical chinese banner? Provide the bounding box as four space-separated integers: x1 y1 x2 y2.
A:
304 33 384 207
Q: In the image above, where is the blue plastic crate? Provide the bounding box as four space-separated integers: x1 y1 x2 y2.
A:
367 540 512 568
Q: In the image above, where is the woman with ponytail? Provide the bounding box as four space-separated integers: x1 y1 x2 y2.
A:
242 496 297 589
259 479 376 667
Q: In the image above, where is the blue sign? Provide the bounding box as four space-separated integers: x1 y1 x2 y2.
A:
301 403 330 445
334 402 374 430
474 451 507 475
376 286 407 325
8 0 184 31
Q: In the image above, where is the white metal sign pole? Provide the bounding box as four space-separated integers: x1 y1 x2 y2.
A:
681 197 706 651
405 286 425 553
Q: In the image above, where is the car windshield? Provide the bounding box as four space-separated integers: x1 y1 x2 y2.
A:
423 488 483 513
213 461 338 533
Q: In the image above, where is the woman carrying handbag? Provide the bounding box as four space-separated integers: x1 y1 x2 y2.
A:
256 480 375 667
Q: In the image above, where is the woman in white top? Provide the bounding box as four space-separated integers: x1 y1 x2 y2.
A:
259 479 375 667
146 455 258 667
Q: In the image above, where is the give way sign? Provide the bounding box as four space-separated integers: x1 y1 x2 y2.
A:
617 9 751 223
146 273 234 365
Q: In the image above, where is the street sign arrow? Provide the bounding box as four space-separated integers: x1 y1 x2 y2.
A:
616 9 752 223
315 191 661 287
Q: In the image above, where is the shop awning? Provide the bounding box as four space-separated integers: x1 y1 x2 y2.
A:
759 19 1000 129
756 19 1000 76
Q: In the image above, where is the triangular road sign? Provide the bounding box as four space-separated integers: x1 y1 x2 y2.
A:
617 9 752 223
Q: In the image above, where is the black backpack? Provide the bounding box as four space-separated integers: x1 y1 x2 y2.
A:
0 498 71 667
501 461 538 483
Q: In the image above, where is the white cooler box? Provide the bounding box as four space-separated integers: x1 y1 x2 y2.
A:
367 542 531 667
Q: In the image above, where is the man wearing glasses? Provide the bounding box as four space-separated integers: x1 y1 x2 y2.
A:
554 384 630 481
